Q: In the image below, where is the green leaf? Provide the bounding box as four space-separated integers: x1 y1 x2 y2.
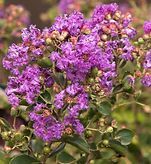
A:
57 151 76 163
98 101 112 115
77 156 87 164
109 140 135 163
31 139 44 154
65 135 90 153
49 142 66 157
0 83 6 90
37 57 52 68
109 140 128 155
0 151 11 164
116 129 134 145
41 90 51 101
113 84 123 93
9 154 39 164
99 148 116 159
0 117 11 130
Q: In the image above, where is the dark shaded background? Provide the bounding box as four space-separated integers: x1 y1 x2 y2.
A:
5 0 55 28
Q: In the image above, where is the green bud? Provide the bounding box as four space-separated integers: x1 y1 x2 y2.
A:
10 107 18 116
88 78 94 83
37 154 44 161
1 132 9 140
14 132 23 141
133 41 139 46
43 146 51 154
20 125 26 132
99 118 105 122
90 160 95 164
86 130 93 138
106 126 113 133
91 67 98 76
102 139 109 146
6 141 14 148
138 37 144 44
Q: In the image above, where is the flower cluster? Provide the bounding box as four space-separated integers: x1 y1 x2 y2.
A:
138 21 151 87
59 0 81 14
0 4 29 51
3 3 140 142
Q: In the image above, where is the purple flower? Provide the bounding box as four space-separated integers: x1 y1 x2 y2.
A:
144 50 151 69
51 11 85 36
6 65 41 107
91 3 118 27
144 21 151 34
141 74 151 87
64 116 84 135
54 90 66 109
3 44 29 74
66 83 83 96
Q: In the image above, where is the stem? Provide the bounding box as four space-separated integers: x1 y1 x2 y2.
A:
13 117 16 130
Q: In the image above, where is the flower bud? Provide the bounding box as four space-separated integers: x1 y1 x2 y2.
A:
81 25 91 34
101 34 108 41
102 139 109 146
106 126 113 133
113 11 121 20
102 25 111 34
97 41 104 47
51 30 60 39
86 130 93 138
135 70 142 77
143 34 150 40
64 127 73 135
90 160 95 164
58 35 65 41
138 37 144 44
46 38 52 45
10 107 18 116
134 41 139 46
1 132 9 140
88 78 94 83
91 67 98 76
20 125 26 132
14 132 23 141
43 146 51 154
106 14 112 20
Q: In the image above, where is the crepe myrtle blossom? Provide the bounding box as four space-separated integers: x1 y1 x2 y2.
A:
143 21 151 34
29 103 85 141
59 0 81 14
3 3 144 142
141 51 151 87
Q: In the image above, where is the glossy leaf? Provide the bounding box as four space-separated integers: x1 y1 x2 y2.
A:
65 135 90 153
0 117 11 130
0 151 11 164
98 101 112 115
116 129 134 145
49 142 66 157
9 154 39 164
57 151 76 164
